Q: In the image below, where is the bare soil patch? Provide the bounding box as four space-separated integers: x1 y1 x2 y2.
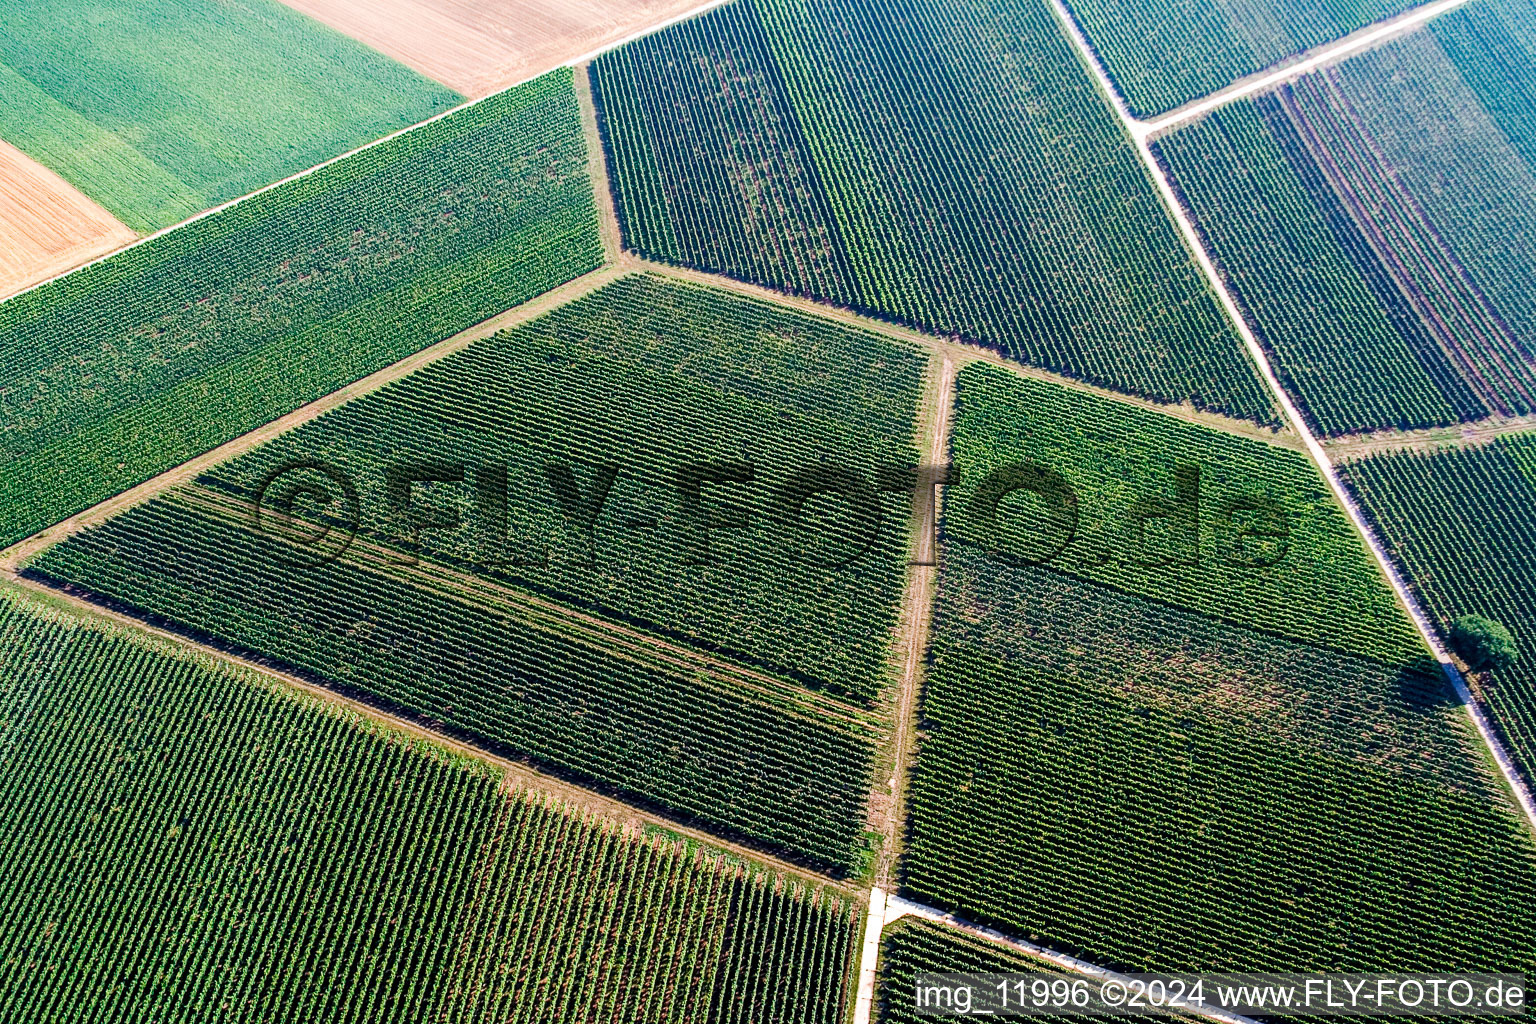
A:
0 140 136 300
276 0 712 97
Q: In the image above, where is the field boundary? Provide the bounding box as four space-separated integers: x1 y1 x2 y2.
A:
0 266 622 571
1047 0 1536 831
0 0 725 307
0 570 860 896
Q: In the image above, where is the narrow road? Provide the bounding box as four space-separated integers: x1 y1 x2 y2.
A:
1133 0 1470 140
1046 0 1536 831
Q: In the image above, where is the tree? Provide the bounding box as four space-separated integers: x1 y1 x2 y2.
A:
1449 614 1519 672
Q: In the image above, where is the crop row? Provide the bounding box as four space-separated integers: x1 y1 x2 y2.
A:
0 591 859 1022
1342 433 1536 793
904 626 1536 973
30 492 879 873
0 68 604 549
1156 15 1536 436
944 363 1426 666
200 274 927 703
592 0 1277 423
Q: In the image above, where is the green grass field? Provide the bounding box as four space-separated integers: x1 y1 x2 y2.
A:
0 0 460 232
0 590 860 1023
0 69 602 550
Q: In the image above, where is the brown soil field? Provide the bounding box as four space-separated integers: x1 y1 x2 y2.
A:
277 0 713 97
0 139 137 300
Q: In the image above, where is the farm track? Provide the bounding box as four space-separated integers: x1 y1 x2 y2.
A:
1137 0 1471 139
1326 414 1536 461
868 354 955 888
1046 0 1536 831
0 570 862 898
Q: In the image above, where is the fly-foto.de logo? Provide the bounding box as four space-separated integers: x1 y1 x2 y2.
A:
248 457 1292 572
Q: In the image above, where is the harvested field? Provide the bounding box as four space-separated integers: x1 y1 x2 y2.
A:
276 0 711 96
0 139 135 299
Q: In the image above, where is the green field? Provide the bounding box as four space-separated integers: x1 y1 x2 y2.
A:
903 367 1536 973
27 275 926 873
592 0 1276 424
0 0 460 232
0 591 859 1022
944 364 1424 664
1156 3 1536 436
0 69 603 550
1343 432 1536 794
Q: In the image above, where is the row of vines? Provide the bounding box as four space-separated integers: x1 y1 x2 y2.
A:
0 592 860 1022
1156 3 1536 436
592 0 1277 424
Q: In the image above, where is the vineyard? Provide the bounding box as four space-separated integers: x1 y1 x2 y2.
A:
197 274 927 703
1062 0 1420 118
26 275 928 873
1341 431 1536 794
592 0 1278 424
902 368 1536 974
0 591 859 1022
1155 4 1536 436
0 69 603 549
944 363 1425 664
0 0 459 231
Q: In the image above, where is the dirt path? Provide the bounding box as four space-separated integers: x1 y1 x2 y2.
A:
636 259 1304 452
864 355 955 889
574 63 625 262
0 266 620 573
1045 0 1536 832
0 571 858 897
1137 0 1470 140
0 139 138 300
1326 413 1536 461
